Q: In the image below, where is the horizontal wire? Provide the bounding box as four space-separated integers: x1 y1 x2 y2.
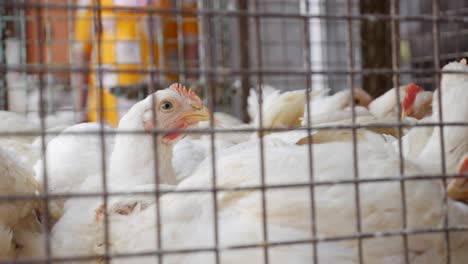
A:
2 173 467 202
2 1 467 263
2 226 467 264
2 64 468 76
0 121 467 138
3 2 468 23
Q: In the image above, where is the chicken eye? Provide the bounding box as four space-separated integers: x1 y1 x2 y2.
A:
161 101 173 111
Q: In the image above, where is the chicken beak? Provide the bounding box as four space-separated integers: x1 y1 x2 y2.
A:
401 109 410 119
401 111 407 119
178 106 210 126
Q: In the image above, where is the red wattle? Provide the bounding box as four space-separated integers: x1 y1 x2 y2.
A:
163 133 181 140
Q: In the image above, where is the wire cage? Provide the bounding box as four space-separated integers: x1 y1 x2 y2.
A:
0 0 468 264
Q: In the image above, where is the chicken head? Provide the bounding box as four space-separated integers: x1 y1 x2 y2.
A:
401 83 433 119
142 83 210 142
352 87 374 107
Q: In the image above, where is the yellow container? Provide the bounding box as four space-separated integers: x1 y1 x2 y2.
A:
75 0 198 127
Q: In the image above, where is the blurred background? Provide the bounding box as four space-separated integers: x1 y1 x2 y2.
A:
1 0 467 127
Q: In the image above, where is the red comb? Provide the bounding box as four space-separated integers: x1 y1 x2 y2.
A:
402 83 422 112
459 157 468 174
169 83 201 104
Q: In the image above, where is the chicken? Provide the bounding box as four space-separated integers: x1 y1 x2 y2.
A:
172 136 236 181
446 153 468 201
49 83 209 262
0 111 38 143
172 86 272 182
93 141 467 264
0 108 74 144
301 83 433 142
90 59 468 264
0 148 39 227
0 139 39 168
249 87 373 143
416 58 468 174
247 84 279 121
109 83 210 187
368 83 433 119
300 87 373 126
30 124 71 151
252 89 308 129
211 112 244 127
391 116 434 160
33 122 114 215
172 84 325 181
0 111 72 170
172 115 253 181
0 147 44 260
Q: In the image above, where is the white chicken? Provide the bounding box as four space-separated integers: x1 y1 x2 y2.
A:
91 59 468 264
33 122 114 214
108 83 210 187
253 86 372 132
247 84 279 121
368 83 433 119
393 59 468 166
300 87 373 126
0 111 72 170
300 83 433 142
447 153 468 201
173 84 297 181
0 111 39 143
48 83 209 262
0 147 44 260
173 83 425 180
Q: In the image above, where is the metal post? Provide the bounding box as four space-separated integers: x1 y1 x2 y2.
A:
238 0 250 123
359 0 393 97
0 3 10 110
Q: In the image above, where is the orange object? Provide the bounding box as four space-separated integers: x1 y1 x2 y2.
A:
74 0 198 127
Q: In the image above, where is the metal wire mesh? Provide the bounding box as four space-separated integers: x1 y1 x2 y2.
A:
0 0 468 263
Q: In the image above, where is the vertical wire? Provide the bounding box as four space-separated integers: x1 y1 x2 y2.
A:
196 0 206 85
0 3 6 111
145 0 163 263
214 0 225 70
175 0 186 83
205 1 220 263
431 0 450 263
34 1 52 263
19 0 28 114
91 0 110 263
390 1 409 263
213 0 226 107
302 0 318 263
453 0 463 57
253 1 269 263
43 0 52 114
345 0 363 262
280 0 288 89
155 0 165 85
238 0 250 123
67 0 76 121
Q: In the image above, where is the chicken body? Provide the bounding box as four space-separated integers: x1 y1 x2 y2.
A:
0 111 38 143
49 84 209 262
415 59 468 174
34 123 114 195
300 88 373 126
368 84 432 119
0 147 43 260
94 140 468 264
92 60 468 264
